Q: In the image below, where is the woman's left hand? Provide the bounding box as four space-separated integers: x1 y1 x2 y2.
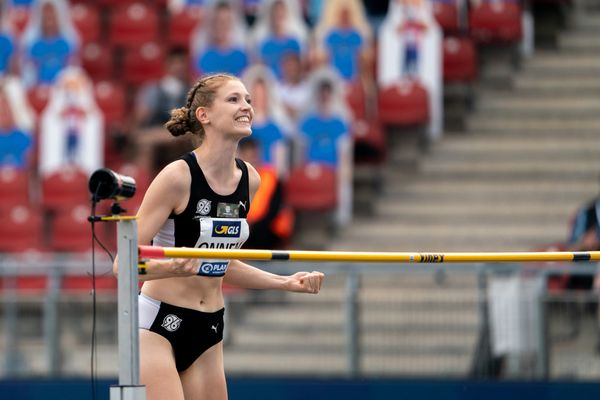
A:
285 271 325 294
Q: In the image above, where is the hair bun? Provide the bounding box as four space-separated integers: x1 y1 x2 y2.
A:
164 107 192 137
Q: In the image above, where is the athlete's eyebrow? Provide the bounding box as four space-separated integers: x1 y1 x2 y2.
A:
226 91 251 98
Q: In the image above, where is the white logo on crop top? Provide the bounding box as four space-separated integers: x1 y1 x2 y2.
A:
198 261 229 276
196 199 211 216
161 314 182 332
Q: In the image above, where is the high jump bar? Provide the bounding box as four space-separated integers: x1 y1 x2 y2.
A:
139 246 600 263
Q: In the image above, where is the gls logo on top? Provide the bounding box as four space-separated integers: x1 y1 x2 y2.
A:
212 221 241 238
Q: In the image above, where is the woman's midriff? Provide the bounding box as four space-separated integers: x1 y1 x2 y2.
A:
140 276 225 312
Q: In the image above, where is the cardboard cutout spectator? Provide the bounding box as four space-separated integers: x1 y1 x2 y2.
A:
242 64 292 177
314 0 374 84
298 66 353 225
191 0 248 77
20 0 79 87
0 76 34 168
378 0 443 141
251 0 309 80
277 52 310 122
38 66 103 176
0 3 16 76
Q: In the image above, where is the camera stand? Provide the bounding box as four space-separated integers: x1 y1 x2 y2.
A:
92 215 145 400
88 167 144 399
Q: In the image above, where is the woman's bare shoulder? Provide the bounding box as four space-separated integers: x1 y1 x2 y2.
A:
153 159 191 190
243 160 262 198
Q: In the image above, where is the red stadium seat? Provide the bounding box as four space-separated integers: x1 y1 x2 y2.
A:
469 0 523 44
345 80 368 121
109 3 160 48
377 81 429 126
27 85 51 116
432 0 460 33
443 36 478 82
94 81 127 127
41 168 90 211
49 205 92 252
167 9 203 49
98 0 141 6
62 275 117 294
0 167 30 209
70 3 100 44
353 119 386 165
0 206 44 253
123 42 165 86
286 163 337 211
81 43 114 82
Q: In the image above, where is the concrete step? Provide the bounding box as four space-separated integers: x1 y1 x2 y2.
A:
477 87 600 101
429 149 600 163
360 272 479 289
225 352 347 375
359 288 479 304
384 179 595 193
525 53 600 69
361 331 477 350
475 97 600 117
572 13 600 31
375 199 582 217
338 223 565 245
421 159 600 175
400 170 596 182
242 306 478 327
559 31 600 52
513 75 600 93
231 330 477 352
470 106 600 121
436 136 600 152
330 233 562 252
225 352 474 376
467 116 600 133
368 210 571 228
361 353 472 376
382 167 599 183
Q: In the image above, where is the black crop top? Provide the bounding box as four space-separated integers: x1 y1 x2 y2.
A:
152 152 250 276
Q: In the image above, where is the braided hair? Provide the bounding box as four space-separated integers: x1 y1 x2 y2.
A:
164 73 238 143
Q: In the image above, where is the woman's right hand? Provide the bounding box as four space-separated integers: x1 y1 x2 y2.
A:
169 257 200 276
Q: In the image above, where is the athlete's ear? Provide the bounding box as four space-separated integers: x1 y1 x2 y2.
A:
196 107 210 124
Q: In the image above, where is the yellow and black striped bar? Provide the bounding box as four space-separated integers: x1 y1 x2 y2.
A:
139 246 600 263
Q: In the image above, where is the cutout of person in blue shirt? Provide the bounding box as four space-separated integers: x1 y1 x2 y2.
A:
251 0 308 80
298 68 350 166
0 77 35 169
243 64 292 176
298 67 354 225
20 0 79 87
314 0 374 83
191 0 248 77
0 27 15 76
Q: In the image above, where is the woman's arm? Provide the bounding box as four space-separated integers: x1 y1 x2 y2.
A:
227 161 324 293
113 161 200 280
224 260 324 293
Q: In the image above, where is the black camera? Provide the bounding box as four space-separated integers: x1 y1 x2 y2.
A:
89 168 136 202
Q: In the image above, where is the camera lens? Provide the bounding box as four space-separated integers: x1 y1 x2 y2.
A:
89 168 136 201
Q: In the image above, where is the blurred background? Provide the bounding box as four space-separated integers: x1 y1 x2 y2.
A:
1 0 600 398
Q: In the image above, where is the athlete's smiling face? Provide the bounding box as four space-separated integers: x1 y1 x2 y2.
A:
200 79 253 138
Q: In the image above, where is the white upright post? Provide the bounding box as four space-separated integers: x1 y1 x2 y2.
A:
110 219 146 400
